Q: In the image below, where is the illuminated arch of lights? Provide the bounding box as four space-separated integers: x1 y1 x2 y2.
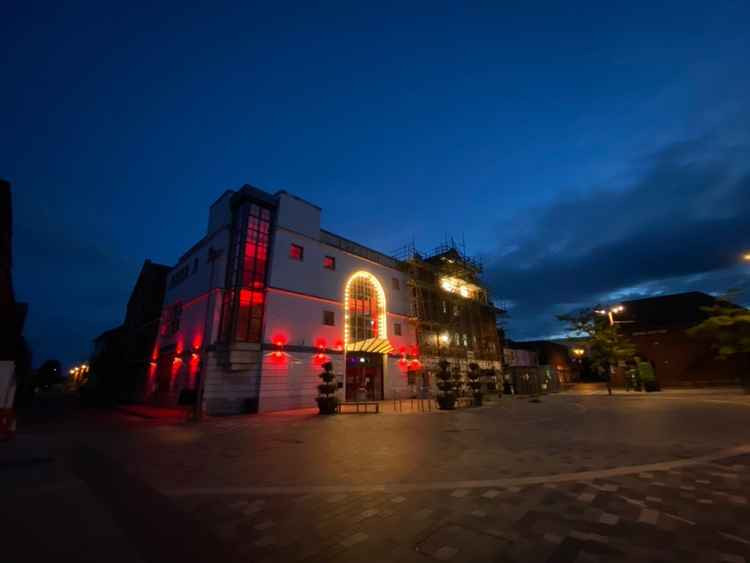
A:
343 270 387 351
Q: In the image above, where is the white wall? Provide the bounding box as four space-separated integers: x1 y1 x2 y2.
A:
268 229 410 316
275 191 321 240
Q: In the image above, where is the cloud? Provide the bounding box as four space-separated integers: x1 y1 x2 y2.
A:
486 123 750 340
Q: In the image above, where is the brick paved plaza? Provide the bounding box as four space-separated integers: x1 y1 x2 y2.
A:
4 390 750 563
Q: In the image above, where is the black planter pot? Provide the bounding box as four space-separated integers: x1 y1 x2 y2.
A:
437 395 456 410
643 380 661 392
316 396 339 414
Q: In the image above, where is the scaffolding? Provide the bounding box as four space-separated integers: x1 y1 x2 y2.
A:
391 238 500 371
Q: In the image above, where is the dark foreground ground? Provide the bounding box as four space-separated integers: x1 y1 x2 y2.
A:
3 387 750 563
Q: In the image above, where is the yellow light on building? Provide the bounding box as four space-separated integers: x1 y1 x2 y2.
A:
439 276 475 299
343 271 387 351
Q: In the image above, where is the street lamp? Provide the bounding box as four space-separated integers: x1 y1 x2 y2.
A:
743 252 750 262
596 305 624 326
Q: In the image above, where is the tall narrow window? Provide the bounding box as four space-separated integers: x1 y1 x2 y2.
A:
323 310 335 326
392 277 400 290
221 202 271 343
394 322 402 336
345 273 385 344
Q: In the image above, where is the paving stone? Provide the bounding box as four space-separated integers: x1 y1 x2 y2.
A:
570 530 609 544
719 553 746 563
599 513 619 526
470 509 486 518
253 520 275 531
646 496 662 503
390 495 406 504
544 533 564 544
340 532 368 547
482 489 500 499
433 546 459 560
412 508 433 520
254 535 276 547
638 508 660 525
450 489 468 498
578 492 596 503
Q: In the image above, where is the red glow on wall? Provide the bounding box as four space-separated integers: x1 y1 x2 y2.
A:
315 337 327 351
191 332 203 351
175 337 184 356
272 333 288 347
269 350 288 365
333 339 344 352
313 353 330 366
410 345 419 357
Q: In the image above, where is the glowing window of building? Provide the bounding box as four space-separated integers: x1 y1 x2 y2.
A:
220 203 271 343
344 272 386 347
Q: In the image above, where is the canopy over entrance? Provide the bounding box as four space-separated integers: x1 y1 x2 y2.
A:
346 338 394 354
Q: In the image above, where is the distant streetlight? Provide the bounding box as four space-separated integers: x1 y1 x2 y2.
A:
743 252 750 262
596 305 625 326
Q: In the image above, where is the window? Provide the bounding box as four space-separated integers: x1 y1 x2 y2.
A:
392 277 400 290
442 300 448 314
346 273 384 342
393 322 402 336
220 202 271 343
289 243 304 261
323 310 335 326
323 255 336 270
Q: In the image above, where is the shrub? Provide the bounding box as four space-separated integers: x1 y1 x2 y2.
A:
436 359 457 410
315 361 339 414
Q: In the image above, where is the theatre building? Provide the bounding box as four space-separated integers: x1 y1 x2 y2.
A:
149 185 502 414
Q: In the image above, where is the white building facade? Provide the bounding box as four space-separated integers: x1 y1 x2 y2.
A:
148 186 419 414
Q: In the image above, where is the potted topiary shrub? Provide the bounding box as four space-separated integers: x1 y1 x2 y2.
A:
467 363 483 406
638 360 660 392
316 361 339 414
436 359 457 410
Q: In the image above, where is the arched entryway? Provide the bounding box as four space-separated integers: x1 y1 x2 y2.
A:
343 271 392 400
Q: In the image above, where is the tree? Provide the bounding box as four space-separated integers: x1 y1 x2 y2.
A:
467 363 483 406
687 297 750 390
315 361 339 414
436 359 457 410
557 309 637 379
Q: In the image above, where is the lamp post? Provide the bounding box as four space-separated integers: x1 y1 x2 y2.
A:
596 305 624 326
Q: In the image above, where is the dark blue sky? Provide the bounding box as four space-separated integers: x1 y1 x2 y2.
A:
4 1 750 366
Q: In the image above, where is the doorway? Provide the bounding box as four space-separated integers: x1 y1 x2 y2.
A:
345 352 384 401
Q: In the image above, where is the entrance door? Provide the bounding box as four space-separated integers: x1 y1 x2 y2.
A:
345 353 384 401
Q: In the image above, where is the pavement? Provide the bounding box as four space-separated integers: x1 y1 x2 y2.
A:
3 387 750 562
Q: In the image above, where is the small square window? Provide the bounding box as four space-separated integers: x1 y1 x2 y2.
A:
323 256 336 270
323 310 335 326
394 322 402 336
289 243 304 261
392 277 400 290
